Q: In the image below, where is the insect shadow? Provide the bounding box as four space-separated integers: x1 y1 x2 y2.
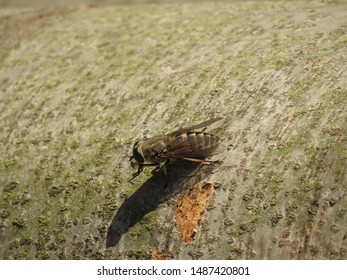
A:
106 159 218 248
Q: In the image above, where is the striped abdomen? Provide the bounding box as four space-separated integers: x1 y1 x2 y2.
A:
166 131 223 158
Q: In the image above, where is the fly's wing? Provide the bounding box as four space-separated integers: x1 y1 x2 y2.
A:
184 117 222 131
163 130 226 159
168 117 222 137
170 144 226 158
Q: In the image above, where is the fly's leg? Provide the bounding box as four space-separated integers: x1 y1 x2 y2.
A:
149 160 170 188
129 163 160 182
129 164 144 182
151 163 161 174
180 157 222 183
182 157 219 164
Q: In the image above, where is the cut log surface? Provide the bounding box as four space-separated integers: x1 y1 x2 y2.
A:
0 0 346 259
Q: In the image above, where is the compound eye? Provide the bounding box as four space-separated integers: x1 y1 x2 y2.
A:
132 142 144 163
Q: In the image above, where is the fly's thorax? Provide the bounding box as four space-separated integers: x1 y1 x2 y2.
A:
140 136 168 164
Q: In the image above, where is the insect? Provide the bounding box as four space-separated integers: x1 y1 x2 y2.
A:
129 117 225 181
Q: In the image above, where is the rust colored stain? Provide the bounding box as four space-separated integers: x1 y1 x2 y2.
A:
175 181 213 243
150 246 172 260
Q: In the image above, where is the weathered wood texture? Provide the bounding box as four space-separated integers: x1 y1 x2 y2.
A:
0 1 346 259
